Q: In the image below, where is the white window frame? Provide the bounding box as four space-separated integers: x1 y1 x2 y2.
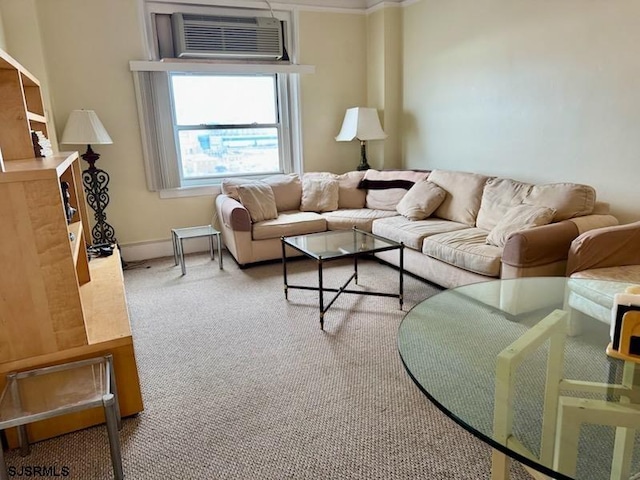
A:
168 72 292 187
134 0 305 196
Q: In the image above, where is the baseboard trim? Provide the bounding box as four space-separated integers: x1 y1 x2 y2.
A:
119 237 222 262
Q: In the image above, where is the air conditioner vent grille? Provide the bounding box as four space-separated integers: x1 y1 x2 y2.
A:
182 26 282 55
172 13 284 59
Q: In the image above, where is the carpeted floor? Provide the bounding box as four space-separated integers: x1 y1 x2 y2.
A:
4 252 530 479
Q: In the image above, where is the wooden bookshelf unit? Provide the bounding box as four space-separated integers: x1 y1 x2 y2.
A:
0 48 143 445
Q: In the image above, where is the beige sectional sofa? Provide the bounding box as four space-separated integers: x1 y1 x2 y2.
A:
214 169 618 292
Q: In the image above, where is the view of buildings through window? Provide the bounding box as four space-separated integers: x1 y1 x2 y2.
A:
170 73 281 180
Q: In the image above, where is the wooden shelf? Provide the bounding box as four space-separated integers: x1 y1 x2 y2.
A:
27 112 46 123
0 152 77 182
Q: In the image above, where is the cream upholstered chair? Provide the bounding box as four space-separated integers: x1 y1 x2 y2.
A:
565 221 640 327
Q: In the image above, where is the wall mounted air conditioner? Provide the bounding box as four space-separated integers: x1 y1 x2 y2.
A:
171 13 284 60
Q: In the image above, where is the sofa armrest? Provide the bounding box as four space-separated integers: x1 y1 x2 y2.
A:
566 221 640 275
215 194 251 232
502 214 621 269
502 221 579 268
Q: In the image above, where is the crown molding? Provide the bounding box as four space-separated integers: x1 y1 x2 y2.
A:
143 0 407 13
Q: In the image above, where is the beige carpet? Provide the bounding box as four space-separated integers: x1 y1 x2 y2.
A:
5 252 530 479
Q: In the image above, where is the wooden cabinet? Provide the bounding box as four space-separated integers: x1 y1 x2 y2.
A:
0 48 143 445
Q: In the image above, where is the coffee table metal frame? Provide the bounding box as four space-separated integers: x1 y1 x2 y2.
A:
171 224 223 275
281 227 404 330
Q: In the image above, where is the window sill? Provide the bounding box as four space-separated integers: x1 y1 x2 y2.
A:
159 185 221 199
130 60 315 75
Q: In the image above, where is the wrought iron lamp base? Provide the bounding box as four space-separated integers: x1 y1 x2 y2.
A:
81 145 116 245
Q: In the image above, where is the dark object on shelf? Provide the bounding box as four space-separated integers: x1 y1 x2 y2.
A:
87 243 114 258
60 180 77 224
31 131 41 157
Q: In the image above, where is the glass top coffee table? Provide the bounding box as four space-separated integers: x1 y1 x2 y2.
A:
398 277 640 480
282 228 404 330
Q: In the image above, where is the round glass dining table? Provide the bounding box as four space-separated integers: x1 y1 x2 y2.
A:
398 277 640 480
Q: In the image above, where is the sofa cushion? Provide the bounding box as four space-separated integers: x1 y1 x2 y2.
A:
372 216 469 250
428 170 489 227
523 183 595 221
486 204 556 248
395 180 446 221
263 174 302 212
571 266 640 285
359 169 430 211
423 228 502 277
252 211 326 240
566 277 639 320
336 171 366 209
236 183 278 223
221 177 258 200
320 209 398 232
300 176 339 212
303 171 367 209
476 178 533 231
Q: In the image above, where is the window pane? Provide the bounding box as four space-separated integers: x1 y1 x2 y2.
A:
171 74 277 125
177 128 280 178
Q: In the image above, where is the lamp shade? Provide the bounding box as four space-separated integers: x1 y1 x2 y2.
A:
60 110 113 145
335 107 387 142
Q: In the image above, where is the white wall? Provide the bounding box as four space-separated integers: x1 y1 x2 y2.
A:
299 10 368 174
402 0 640 223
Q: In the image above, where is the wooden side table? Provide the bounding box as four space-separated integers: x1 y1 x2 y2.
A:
0 355 123 480
171 225 223 275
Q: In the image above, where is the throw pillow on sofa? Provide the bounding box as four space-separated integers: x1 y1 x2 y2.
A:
236 183 278 223
359 169 430 211
396 180 446 220
300 176 339 212
486 204 556 248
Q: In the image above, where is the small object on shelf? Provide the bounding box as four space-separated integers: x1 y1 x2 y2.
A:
606 286 640 362
31 131 41 157
60 180 77 224
87 243 114 258
31 130 53 158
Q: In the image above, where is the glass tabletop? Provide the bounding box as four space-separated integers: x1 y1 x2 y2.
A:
398 277 640 480
172 225 219 240
283 228 401 260
0 357 111 429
